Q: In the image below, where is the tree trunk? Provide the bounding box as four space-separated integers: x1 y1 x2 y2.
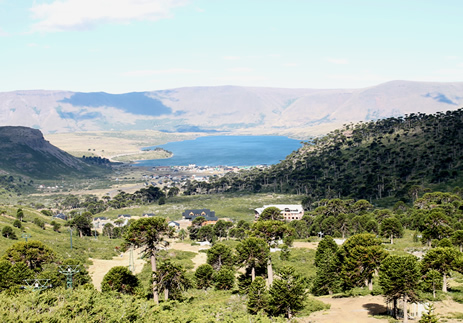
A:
390 234 393 245
403 294 408 323
151 254 159 304
393 298 398 319
251 266 255 282
164 288 169 301
368 277 373 291
443 273 447 292
267 257 273 286
432 282 436 299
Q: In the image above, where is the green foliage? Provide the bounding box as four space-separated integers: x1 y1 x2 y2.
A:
418 303 439 323
101 266 140 294
33 217 46 229
206 243 234 271
312 236 340 295
258 206 283 221
268 266 308 319
194 264 214 289
1 240 57 271
213 267 235 290
338 233 388 290
155 260 191 301
247 276 269 314
190 109 463 203
380 217 403 244
2 226 17 239
379 254 421 317
12 219 22 229
40 209 53 217
235 237 269 280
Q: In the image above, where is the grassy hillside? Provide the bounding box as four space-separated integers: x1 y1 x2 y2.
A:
0 205 119 262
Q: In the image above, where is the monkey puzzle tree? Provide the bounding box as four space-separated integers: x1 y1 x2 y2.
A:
250 220 295 285
124 217 174 304
379 255 420 323
338 233 388 291
235 237 269 282
380 217 404 244
268 266 307 319
258 207 283 221
155 260 190 301
421 247 460 293
1 240 57 272
206 242 234 271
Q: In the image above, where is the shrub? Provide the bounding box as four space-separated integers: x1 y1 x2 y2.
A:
12 220 22 229
101 266 140 294
1 226 17 240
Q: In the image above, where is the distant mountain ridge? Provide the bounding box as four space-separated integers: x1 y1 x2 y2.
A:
1 81 463 137
0 126 102 179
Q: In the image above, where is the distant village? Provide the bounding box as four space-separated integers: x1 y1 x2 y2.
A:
90 204 304 233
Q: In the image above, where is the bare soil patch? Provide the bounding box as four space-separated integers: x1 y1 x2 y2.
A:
302 295 388 323
89 248 145 291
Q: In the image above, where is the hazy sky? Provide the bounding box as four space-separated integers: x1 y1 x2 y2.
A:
1 0 462 93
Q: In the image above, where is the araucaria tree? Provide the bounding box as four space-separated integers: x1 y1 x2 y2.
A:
421 247 460 292
124 217 174 304
380 217 403 244
338 233 388 291
251 220 294 285
206 242 234 271
268 266 307 319
235 237 269 282
312 235 340 295
379 255 420 323
155 260 190 301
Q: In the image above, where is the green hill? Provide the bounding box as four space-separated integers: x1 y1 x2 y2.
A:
190 108 463 204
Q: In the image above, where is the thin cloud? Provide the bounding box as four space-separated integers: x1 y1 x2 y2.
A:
223 56 240 60
0 28 8 36
282 63 298 67
30 0 188 32
124 68 201 76
227 67 253 73
326 58 349 65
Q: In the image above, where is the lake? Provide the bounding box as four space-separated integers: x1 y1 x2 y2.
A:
136 135 303 167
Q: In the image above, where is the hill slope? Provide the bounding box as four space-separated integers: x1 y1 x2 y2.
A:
0 126 106 179
188 109 463 204
1 81 463 137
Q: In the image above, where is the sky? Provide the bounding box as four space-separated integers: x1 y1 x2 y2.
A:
1 0 463 93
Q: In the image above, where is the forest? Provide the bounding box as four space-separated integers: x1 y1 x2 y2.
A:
184 109 463 206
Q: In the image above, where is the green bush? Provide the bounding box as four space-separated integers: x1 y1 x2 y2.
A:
101 266 140 294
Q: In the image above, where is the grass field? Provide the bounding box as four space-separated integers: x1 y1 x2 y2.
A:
45 130 203 159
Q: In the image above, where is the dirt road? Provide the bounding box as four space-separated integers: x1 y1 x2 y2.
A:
88 248 145 290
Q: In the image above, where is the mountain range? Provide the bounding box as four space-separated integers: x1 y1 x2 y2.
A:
1 80 463 137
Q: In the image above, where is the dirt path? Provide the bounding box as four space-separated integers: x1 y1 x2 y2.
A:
169 241 209 270
89 248 145 290
302 295 387 323
293 241 318 249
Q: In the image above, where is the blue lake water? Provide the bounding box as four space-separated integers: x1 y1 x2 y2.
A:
136 135 303 167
